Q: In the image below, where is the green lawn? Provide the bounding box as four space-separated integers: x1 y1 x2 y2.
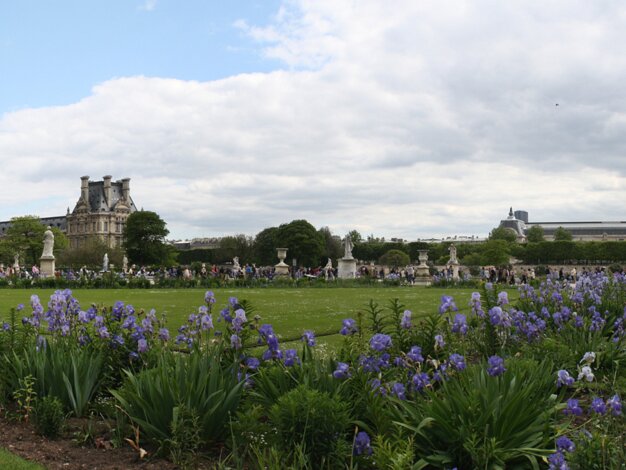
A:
0 449 44 470
0 286 517 333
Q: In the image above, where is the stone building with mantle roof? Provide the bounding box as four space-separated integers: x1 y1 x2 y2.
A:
66 175 137 249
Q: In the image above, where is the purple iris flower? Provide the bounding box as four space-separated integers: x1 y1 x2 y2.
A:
302 330 316 346
563 399 583 416
590 397 606 415
606 395 622 416
370 333 392 351
340 318 358 335
449 353 466 371
353 431 372 456
407 346 424 363
400 310 412 329
333 362 350 379
283 349 300 367
556 370 575 388
556 436 575 453
487 356 506 377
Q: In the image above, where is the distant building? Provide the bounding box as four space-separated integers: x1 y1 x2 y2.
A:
1 175 137 249
498 207 626 242
66 176 137 249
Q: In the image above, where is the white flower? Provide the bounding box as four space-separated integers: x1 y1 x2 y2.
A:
580 351 596 364
578 366 595 382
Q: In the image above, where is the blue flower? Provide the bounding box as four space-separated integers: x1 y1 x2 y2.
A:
407 346 424 363
449 353 466 371
204 290 216 304
340 318 358 335
556 370 575 388
158 328 170 341
606 394 622 416
302 330 316 346
451 314 468 335
563 399 583 416
497 291 509 305
411 372 430 391
439 295 458 314
245 357 260 370
400 310 412 329
353 431 372 456
392 382 406 400
333 362 350 379
434 334 445 349
370 333 392 352
283 349 300 367
547 451 569 470
590 397 606 415
137 338 148 353
230 334 242 350
556 436 575 453
487 356 506 377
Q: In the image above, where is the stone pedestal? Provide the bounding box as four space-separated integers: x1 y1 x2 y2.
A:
414 250 431 286
275 247 290 277
449 261 460 281
40 256 55 278
338 258 357 279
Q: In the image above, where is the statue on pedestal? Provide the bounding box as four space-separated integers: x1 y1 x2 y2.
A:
103 253 109 272
448 244 458 264
342 234 354 260
42 226 55 258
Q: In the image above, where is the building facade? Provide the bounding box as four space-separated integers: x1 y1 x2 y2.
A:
66 176 137 249
499 208 626 242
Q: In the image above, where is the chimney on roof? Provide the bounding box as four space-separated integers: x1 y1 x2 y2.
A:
122 178 130 201
80 176 90 205
103 175 112 206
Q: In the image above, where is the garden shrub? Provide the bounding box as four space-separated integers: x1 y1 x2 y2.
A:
268 384 351 467
33 395 65 438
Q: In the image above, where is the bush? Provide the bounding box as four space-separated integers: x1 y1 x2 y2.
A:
33 395 65 438
268 384 351 467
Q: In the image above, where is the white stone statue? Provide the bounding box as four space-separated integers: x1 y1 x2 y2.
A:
324 258 333 270
13 253 19 270
343 234 354 260
103 253 109 272
122 255 128 273
448 244 458 264
42 226 55 258
233 256 241 271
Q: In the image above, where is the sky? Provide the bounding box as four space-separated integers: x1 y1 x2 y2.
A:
1 0 626 241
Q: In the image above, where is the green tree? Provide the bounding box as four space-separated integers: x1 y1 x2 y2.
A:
379 249 410 268
488 226 518 243
58 237 123 270
553 226 573 241
254 227 279 266
0 216 69 266
215 234 254 264
318 226 342 261
348 230 362 244
480 239 511 266
123 211 176 266
526 226 545 243
275 220 325 267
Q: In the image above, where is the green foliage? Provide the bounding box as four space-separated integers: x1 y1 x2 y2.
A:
110 348 244 446
275 219 325 267
268 384 351 467
398 360 557 469
33 395 65 438
319 226 343 261
253 226 279 266
57 237 124 270
480 239 512 266
0 216 69 266
526 225 545 243
167 404 202 469
489 226 518 243
6 344 103 417
123 210 176 266
553 226 573 241
379 249 410 268
215 234 255 264
13 374 37 422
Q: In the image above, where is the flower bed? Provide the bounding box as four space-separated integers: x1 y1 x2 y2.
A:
0 272 624 468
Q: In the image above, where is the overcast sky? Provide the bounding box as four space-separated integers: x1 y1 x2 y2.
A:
1 0 625 241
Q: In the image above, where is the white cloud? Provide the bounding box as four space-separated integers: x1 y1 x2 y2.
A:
138 0 157 12
2 0 626 240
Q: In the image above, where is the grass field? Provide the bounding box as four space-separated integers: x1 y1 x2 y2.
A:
0 449 44 470
0 287 518 347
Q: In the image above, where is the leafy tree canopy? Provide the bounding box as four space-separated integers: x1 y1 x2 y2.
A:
275 219 325 267
123 211 176 266
379 249 410 267
254 227 279 266
488 226 518 243
553 226 573 241
526 226 545 243
0 216 68 266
